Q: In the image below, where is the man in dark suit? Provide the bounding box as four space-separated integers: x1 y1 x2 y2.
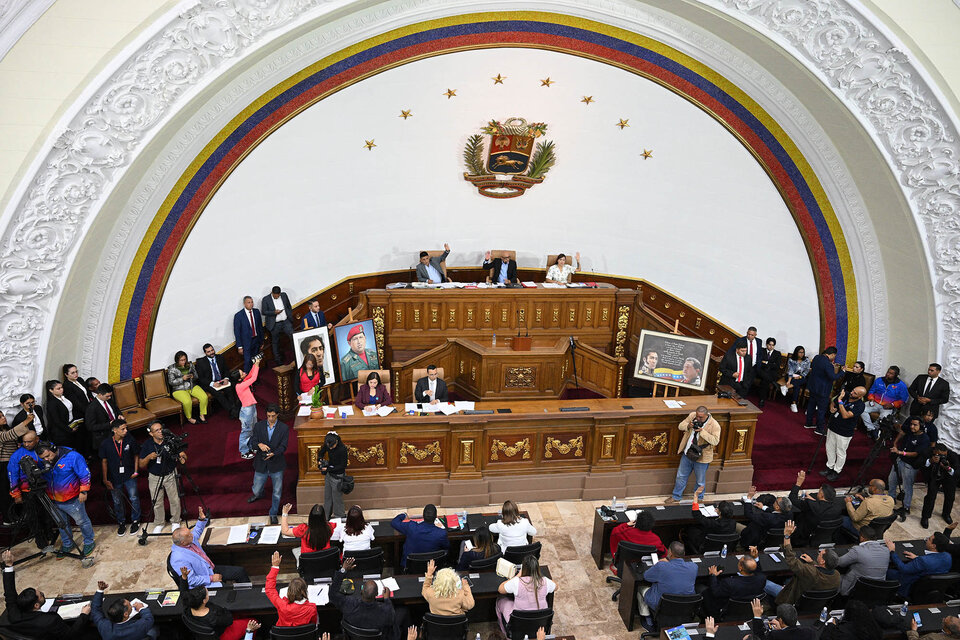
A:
414 365 448 405
735 326 763 388
261 286 294 366
740 486 792 548
909 363 950 419
703 553 766 617
787 470 843 542
196 343 239 418
484 250 518 285
756 338 782 408
416 244 450 283
747 599 817 639
301 299 333 331
247 404 288 524
233 296 263 371
804 346 846 431
719 345 752 397
2 549 90 638
84 383 123 453
91 580 157 640
12 393 44 438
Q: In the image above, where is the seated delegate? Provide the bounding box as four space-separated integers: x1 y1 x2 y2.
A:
489 500 537 552
545 252 581 284
280 502 336 556
180 568 256 640
391 503 449 568
167 350 208 424
331 505 376 552
416 244 450 283
265 551 318 627
414 364 448 404
496 555 557 635
457 524 498 570
422 559 474 616
355 371 393 410
484 250 519 285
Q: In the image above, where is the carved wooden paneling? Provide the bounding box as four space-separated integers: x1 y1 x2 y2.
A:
399 440 442 465
629 431 669 455
347 442 386 467
490 437 531 461
543 434 584 459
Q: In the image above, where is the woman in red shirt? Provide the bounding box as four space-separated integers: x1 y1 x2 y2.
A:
608 510 666 574
279 503 335 553
265 551 318 627
299 354 322 394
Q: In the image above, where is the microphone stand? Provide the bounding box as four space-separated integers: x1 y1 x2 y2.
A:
569 336 580 392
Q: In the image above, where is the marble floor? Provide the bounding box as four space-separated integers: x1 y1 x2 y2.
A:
1 486 949 640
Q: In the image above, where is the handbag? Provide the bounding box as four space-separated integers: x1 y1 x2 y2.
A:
685 431 704 462
340 474 355 494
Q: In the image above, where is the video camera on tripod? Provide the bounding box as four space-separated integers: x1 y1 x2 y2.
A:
19 455 50 491
159 428 188 457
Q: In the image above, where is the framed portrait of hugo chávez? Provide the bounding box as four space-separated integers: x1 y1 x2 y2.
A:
633 329 713 392
293 327 336 387
333 319 380 382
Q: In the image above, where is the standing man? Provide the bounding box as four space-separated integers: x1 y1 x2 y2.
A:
416 244 451 283
36 441 95 558
664 406 721 504
820 385 867 479
247 404 288 525
921 443 958 528
803 347 846 430
301 299 333 331
755 338 782 408
414 365 448 405
8 431 57 554
233 296 263 372
862 366 910 437
139 422 186 530
340 324 379 381
0 411 33 521
736 327 763 389
484 250 518 285
888 416 931 520
718 345 752 398
196 343 239 419
908 363 950 419
171 506 250 587
98 420 141 537
84 383 123 453
92 580 157 640
261 286 295 366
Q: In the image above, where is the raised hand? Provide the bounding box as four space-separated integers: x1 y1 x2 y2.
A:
248 620 262 633
342 557 356 571
751 597 763 618
1 550 13 565
282 503 292 516
783 520 796 537
271 551 281 567
97 581 108 591
796 470 806 486
426 559 436 576
705 616 718 634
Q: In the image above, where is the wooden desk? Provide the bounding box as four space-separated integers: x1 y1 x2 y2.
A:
295 397 759 507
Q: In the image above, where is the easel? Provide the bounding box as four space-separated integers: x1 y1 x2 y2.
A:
652 319 682 398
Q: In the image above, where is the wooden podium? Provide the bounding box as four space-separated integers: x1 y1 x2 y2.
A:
511 335 532 351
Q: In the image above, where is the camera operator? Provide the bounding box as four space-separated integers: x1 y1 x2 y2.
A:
1 549 90 638
921 443 959 529
139 422 187 529
36 441 95 557
665 406 720 504
888 416 931 519
318 431 347 518
7 431 57 552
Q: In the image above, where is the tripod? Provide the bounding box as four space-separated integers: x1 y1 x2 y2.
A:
137 460 210 545
846 418 900 495
5 487 89 567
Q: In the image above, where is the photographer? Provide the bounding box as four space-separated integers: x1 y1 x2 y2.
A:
8 431 57 552
318 431 347 518
664 406 720 504
139 422 187 529
888 416 931 519
921 442 958 528
36 441 95 557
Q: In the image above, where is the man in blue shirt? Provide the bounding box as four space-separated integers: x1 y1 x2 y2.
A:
484 250 518 285
390 504 449 568
887 532 953 597
170 506 249 587
91 580 157 640
862 366 910 436
639 541 697 631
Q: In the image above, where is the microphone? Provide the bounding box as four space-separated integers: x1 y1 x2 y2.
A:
569 336 575 349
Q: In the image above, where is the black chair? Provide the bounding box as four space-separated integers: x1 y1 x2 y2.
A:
640 593 703 637
703 532 740 553
343 547 385 576
847 577 900 607
810 517 843 546
723 593 764 621
468 552 502 571
909 572 960 604
342 621 383 640
299 547 341 582
269 624 319 640
421 613 468 640
406 549 448 574
869 514 897 537
605 542 658 601
764 527 786 549
166 552 182 586
508 608 553 640
0 628 43 640
181 616 219 640
504 542 541 565
795 588 839 614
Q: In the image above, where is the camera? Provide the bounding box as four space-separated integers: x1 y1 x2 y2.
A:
160 428 188 457
19 456 50 490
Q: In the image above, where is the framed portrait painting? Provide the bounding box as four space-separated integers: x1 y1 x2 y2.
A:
333 319 380 382
293 327 336 387
633 329 713 392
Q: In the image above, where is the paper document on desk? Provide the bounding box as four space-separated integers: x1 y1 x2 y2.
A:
663 400 683 408
439 403 459 415
297 406 311 416
453 401 475 411
40 599 54 612
338 406 354 416
377 406 396 417
699 505 719 518
542 282 563 288
258 526 281 544
308 584 329 605
58 601 91 619
227 524 250 545
624 510 639 523
363 406 377 416
300 393 312 404
521 281 537 288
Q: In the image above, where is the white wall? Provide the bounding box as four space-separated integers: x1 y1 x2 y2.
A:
150 48 818 366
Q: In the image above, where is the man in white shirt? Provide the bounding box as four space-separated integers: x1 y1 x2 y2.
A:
414 365 448 404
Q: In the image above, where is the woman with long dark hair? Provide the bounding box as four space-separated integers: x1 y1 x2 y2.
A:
495 555 557 634
298 353 322 394
318 431 348 517
44 379 80 449
354 371 392 410
777 345 810 413
167 350 208 424
457 524 498 570
279 503 335 556
330 505 375 551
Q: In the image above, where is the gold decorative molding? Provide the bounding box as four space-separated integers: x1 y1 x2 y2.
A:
535 308 542 323
630 431 668 454
602 307 609 322
518 307 525 324
348 282 354 295
372 306 385 364
544 435 583 458
399 440 442 464
616 363 624 397
471 365 476 381
501 308 508 323
414 308 421 323
431 308 438 323
735 429 748 453
585 307 592 322
449 309 456 323
490 438 531 460
553 308 559 323
505 366 535 388
308 445 321 469
484 308 491 323
395 308 402 324
601 434 616 459
569 307 576 322
695 317 702 329
614 304 630 358
331 294 338 301
459 360 464 375
560 358 568 380
460 439 474 465
467 308 474 323
348 443 385 465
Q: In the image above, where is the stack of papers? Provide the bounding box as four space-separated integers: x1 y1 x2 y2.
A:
58 601 91 618
258 526 281 545
453 401 475 411
279 584 330 605
699 505 719 518
375 577 400 595
624 509 639 523
663 400 683 409
227 524 250 545
439 403 460 415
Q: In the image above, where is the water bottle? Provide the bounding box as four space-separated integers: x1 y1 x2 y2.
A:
819 607 828 623
492 333 497 346
476 634 481 640
721 544 728 559
900 601 909 616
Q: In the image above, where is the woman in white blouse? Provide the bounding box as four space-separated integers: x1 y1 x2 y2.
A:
489 500 537 551
44 379 80 449
545 252 581 284
330 505 376 552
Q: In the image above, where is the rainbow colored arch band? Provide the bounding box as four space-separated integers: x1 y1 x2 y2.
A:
110 12 858 379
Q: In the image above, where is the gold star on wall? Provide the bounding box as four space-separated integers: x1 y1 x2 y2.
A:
616 119 630 130
443 88 457 99
540 77 554 87
364 140 376 150
641 149 653 159
492 74 506 84
581 96 594 105
399 110 412 119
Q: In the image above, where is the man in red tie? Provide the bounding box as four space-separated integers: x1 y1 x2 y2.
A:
233 296 263 372
83 384 124 453
171 506 249 587
719 345 752 397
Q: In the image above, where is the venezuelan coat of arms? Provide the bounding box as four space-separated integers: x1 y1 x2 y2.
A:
463 117 556 198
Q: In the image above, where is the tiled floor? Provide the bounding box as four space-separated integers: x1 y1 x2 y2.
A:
2 487 949 639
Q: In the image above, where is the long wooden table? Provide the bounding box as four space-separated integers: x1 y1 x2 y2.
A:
294 396 759 507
